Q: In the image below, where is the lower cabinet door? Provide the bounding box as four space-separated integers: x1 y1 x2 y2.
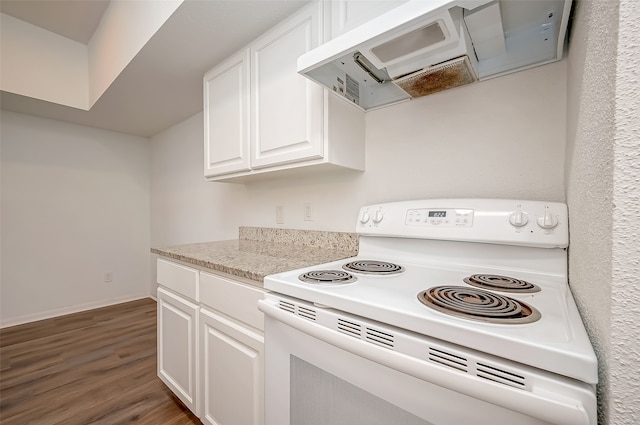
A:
157 287 199 414
199 307 264 425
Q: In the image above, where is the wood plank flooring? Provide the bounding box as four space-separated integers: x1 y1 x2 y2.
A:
0 298 201 425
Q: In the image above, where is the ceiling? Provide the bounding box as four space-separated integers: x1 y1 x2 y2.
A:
0 0 109 44
0 0 311 137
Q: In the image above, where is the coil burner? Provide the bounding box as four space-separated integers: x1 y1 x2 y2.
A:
298 270 357 285
342 260 404 275
418 286 541 324
464 274 541 293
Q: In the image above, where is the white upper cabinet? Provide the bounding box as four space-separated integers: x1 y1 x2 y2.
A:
328 0 408 39
203 50 251 176
250 3 323 169
203 1 364 182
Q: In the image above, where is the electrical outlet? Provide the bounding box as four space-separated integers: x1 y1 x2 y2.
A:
304 203 314 221
276 205 284 224
104 272 113 283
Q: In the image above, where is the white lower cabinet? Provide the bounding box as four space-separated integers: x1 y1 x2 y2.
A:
157 287 199 414
199 307 264 425
199 271 265 425
157 259 265 425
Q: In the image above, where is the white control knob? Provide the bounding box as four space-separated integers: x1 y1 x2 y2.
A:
537 208 559 229
509 211 529 227
359 210 371 224
372 209 384 224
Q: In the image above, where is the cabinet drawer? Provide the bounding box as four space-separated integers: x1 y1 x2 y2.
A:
200 272 265 331
157 259 199 301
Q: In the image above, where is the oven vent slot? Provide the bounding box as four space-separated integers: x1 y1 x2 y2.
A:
297 305 317 321
337 319 395 349
278 300 296 314
428 347 468 372
426 347 527 390
337 318 362 338
476 363 526 389
276 300 316 321
365 327 395 349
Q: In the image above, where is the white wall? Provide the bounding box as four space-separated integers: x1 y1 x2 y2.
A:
611 2 640 422
0 111 151 327
238 61 567 232
88 0 183 105
150 112 246 247
565 0 615 421
147 60 568 312
566 1 640 424
5 43 568 328
150 61 567 243
149 113 248 295
0 13 89 109
0 1 183 110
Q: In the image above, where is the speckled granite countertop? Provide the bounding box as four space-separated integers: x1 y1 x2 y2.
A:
151 227 359 287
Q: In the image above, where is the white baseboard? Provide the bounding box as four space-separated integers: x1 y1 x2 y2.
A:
0 293 154 329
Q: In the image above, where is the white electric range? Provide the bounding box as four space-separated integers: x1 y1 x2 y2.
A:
258 199 598 425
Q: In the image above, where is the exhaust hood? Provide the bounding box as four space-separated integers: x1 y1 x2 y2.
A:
297 0 573 110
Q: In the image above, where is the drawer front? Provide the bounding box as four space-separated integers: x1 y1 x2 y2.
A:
157 259 199 301
200 272 265 331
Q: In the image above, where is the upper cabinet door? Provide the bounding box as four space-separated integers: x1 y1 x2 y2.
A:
203 49 251 177
250 2 324 170
329 0 408 39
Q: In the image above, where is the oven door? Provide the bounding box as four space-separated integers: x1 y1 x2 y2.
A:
258 296 596 425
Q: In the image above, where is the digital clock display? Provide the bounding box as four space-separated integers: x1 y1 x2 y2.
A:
428 211 447 218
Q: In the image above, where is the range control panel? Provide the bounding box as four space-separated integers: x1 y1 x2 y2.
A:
357 199 569 248
406 208 474 227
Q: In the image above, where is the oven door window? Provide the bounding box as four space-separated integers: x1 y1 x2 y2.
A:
291 355 431 425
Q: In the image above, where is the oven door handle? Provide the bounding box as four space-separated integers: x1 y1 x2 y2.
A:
258 299 595 425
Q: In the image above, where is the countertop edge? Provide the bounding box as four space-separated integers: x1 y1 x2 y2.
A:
151 247 268 283
151 229 359 286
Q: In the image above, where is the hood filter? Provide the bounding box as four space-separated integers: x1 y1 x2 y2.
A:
393 55 477 98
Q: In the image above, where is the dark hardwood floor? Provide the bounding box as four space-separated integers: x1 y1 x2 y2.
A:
0 298 201 425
